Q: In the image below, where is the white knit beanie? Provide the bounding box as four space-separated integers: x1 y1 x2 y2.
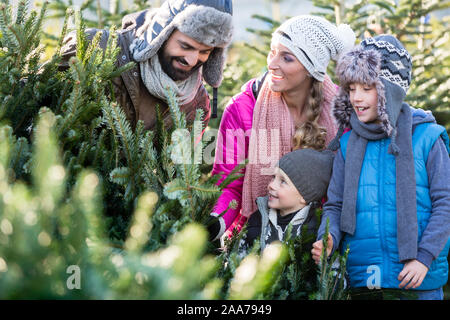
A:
272 15 356 82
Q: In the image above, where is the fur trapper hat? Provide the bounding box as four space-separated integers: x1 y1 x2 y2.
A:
129 0 233 88
328 35 413 153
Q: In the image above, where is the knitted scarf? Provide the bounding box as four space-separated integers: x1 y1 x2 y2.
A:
139 54 202 106
241 75 338 217
340 104 417 262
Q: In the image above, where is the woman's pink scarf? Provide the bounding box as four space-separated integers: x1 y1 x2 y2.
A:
241 75 338 218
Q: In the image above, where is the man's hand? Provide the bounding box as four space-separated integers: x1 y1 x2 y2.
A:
398 259 429 289
311 234 333 264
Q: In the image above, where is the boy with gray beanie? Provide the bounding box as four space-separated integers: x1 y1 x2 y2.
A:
60 0 233 131
313 35 450 300
240 148 334 253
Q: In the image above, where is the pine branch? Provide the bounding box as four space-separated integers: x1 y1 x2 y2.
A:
82 28 102 66
74 8 88 63
101 102 120 167
109 100 136 168
217 160 247 189
0 3 19 49
165 87 187 130
30 0 47 44
14 0 29 25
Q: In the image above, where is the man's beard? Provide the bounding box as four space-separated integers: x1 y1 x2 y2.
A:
158 50 203 82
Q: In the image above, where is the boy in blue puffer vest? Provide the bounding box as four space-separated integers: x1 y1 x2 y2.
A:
311 35 450 300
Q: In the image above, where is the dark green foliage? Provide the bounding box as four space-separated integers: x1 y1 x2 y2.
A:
0 113 223 298
0 109 290 299
0 0 58 137
314 217 349 300
263 223 319 300
349 287 418 300
215 211 349 300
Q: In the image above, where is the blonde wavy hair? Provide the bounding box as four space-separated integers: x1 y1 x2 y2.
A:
292 79 327 151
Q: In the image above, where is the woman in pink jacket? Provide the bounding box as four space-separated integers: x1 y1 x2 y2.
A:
207 15 355 241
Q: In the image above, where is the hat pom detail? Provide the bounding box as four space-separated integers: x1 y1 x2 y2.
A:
336 24 356 59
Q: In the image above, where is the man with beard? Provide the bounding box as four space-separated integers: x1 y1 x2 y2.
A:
60 0 233 131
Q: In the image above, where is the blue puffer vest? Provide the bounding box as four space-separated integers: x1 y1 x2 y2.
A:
340 122 450 290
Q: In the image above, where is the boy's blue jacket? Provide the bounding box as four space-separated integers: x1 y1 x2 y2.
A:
319 108 450 290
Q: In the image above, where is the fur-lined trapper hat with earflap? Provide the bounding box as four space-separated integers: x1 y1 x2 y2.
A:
327 35 413 154
129 0 233 89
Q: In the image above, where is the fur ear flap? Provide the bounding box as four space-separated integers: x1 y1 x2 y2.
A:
202 47 226 88
332 87 353 128
374 79 392 136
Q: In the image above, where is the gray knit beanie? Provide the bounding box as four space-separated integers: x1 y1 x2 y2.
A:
278 148 334 204
271 15 356 82
129 0 233 88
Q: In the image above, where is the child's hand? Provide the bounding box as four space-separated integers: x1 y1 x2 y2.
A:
311 234 333 264
398 259 429 289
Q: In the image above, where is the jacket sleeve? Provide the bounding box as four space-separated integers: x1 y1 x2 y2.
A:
317 146 345 254
210 97 250 238
416 136 450 268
